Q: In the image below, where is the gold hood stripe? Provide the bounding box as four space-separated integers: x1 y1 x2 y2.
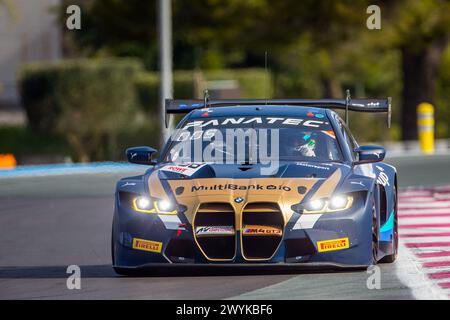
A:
310 168 342 200
148 170 170 201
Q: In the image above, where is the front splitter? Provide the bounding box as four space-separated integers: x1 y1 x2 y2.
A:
112 262 369 276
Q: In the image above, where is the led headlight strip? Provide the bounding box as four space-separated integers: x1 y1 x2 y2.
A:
303 195 354 214
132 196 177 215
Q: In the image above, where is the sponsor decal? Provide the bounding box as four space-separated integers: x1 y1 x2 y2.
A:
242 225 283 236
195 226 235 236
182 117 327 129
296 162 331 171
161 163 206 177
377 172 389 186
317 237 349 252
121 181 136 187
376 166 390 186
351 181 366 187
191 183 292 192
321 130 336 139
132 238 162 253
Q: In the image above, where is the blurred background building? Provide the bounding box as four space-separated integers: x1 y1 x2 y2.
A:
0 0 61 124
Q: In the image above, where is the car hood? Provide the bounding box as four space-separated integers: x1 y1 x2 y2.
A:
146 162 351 225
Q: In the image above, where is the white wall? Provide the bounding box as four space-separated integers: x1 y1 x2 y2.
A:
0 0 62 105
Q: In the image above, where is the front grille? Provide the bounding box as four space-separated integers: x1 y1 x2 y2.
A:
194 203 235 260
242 202 284 260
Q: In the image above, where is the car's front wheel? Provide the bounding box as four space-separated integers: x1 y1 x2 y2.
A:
371 201 379 265
380 185 398 263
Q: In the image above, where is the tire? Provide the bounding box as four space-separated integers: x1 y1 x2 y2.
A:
371 200 379 265
380 184 398 263
111 218 116 267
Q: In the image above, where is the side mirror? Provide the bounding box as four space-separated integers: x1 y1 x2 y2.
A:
126 146 157 165
353 145 386 165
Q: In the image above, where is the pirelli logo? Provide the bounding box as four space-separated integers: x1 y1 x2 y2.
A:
242 225 283 236
317 238 349 252
132 238 162 253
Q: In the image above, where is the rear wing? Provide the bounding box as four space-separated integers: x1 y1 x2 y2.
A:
165 90 392 127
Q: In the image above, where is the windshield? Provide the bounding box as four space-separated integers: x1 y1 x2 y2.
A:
164 115 342 164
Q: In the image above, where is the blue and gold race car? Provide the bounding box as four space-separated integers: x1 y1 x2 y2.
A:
112 94 398 275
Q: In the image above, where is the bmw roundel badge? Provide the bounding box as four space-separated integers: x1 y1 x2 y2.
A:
234 197 244 203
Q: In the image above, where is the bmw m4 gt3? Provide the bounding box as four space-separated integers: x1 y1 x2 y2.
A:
112 96 397 274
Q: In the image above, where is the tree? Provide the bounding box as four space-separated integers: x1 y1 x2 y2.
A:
385 0 450 140
60 0 450 141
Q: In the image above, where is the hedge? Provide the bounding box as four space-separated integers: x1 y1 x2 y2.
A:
135 69 272 113
20 58 143 161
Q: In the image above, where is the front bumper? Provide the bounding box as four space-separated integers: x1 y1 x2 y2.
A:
113 194 373 268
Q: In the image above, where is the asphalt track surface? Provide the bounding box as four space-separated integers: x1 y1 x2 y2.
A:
1 154 449 300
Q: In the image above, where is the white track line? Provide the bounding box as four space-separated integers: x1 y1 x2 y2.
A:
395 242 449 299
399 197 436 202
399 202 450 209
398 185 450 299
400 216 450 224
402 237 450 244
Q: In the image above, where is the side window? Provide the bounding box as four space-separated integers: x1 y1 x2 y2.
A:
338 118 358 159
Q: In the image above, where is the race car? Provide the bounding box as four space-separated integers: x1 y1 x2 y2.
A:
111 94 398 274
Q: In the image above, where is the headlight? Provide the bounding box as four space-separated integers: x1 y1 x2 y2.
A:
304 199 326 212
154 199 176 214
303 195 353 214
328 195 349 210
132 196 177 215
133 196 154 213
